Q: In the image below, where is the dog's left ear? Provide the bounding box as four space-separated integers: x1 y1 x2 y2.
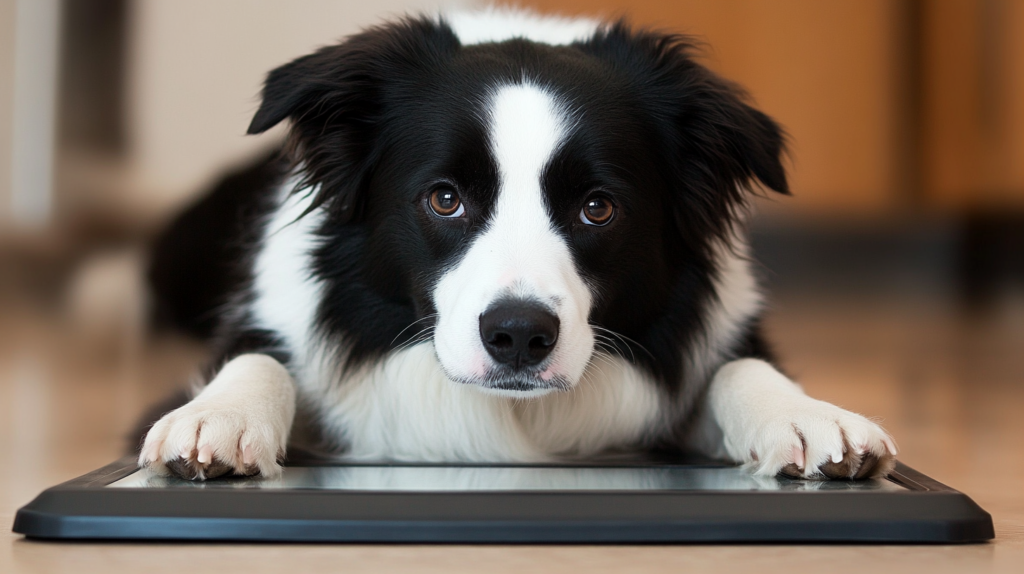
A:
582 23 789 201
694 88 789 196
678 75 790 197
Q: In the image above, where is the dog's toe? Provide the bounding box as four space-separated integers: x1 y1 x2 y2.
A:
164 456 235 480
139 403 282 481
750 403 897 480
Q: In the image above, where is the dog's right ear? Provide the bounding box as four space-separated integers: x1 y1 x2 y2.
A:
247 47 346 135
249 18 460 135
246 18 459 221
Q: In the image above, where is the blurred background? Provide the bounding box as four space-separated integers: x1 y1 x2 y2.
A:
1 0 1023 554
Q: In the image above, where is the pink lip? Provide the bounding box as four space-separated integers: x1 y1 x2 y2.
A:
472 353 487 377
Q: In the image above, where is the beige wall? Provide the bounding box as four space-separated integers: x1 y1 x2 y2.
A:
109 0 471 218
0 0 13 228
2 0 62 230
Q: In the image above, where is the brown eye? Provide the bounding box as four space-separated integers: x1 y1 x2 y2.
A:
429 187 464 217
579 196 615 226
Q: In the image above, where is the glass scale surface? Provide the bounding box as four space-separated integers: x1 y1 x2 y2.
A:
111 464 905 492
13 455 994 543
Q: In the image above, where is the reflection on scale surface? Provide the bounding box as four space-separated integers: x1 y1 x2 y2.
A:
111 465 904 492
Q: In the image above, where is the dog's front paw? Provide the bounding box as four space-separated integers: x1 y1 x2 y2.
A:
747 401 897 480
139 401 285 481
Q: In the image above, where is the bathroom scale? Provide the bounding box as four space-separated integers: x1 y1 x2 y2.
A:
12 453 994 543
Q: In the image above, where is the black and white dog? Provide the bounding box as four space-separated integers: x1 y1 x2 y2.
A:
141 9 897 481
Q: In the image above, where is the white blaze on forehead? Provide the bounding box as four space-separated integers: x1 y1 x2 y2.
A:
431 83 595 393
489 83 567 228
484 83 576 302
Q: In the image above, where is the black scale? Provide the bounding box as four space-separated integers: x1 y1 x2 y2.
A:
13 453 993 543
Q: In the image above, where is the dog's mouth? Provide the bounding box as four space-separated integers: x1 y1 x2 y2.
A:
450 368 572 397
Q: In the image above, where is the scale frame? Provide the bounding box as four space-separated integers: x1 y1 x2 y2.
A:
12 456 994 543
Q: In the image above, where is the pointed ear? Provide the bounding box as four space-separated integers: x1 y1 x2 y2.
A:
244 18 459 222
247 18 460 136
707 90 789 196
247 48 345 135
580 23 788 199
667 48 789 199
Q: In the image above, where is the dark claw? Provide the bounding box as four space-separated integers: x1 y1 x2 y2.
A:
165 456 233 480
820 452 860 479
779 463 804 478
854 452 881 479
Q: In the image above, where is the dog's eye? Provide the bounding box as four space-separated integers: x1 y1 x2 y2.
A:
579 196 615 226
428 187 464 218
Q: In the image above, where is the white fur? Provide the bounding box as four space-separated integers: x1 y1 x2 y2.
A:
250 181 326 359
518 353 665 456
432 83 595 394
445 8 600 46
307 344 548 462
140 354 296 479
686 232 764 390
704 358 897 478
296 340 661 462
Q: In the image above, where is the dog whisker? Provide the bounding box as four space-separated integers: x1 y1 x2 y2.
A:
389 314 439 348
391 326 436 355
591 325 656 364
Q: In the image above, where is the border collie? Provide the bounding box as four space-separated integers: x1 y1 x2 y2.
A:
141 9 897 481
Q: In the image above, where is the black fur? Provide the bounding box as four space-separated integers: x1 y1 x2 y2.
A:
148 151 286 338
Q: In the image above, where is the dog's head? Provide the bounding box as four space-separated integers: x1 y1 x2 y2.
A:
247 14 788 397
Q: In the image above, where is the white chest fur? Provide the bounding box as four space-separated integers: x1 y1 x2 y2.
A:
300 342 665 462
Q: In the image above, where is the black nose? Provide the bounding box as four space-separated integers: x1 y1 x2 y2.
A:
479 300 560 368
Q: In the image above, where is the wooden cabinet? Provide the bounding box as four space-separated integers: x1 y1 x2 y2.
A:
921 0 1024 210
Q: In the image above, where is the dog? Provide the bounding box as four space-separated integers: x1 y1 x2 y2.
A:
140 8 897 481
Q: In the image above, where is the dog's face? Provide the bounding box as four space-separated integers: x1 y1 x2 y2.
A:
247 17 787 396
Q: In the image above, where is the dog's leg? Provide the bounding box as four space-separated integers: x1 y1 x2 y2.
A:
139 354 296 480
692 358 897 479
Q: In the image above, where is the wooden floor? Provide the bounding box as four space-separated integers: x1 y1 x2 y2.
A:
2 289 1023 573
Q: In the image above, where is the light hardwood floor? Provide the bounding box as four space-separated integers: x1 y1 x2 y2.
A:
2 290 1022 573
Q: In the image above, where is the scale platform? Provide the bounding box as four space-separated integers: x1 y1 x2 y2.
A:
12 454 994 543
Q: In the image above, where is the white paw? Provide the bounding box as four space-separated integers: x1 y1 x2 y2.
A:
746 400 897 479
138 354 295 481
139 400 286 481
